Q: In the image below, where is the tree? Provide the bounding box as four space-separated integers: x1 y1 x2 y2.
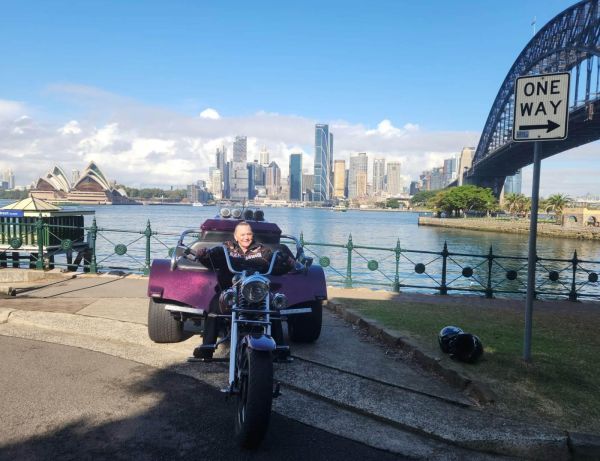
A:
431 185 498 217
545 193 572 222
410 190 439 208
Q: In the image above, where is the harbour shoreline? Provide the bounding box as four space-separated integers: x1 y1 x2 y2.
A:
418 216 600 241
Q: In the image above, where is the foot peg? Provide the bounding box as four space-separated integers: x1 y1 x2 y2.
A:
193 344 216 360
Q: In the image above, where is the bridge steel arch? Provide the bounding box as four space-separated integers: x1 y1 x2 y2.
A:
465 0 600 196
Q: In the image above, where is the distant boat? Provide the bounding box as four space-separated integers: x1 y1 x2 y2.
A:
332 206 348 212
192 202 204 207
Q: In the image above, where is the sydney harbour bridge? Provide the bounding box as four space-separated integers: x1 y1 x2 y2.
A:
462 0 600 196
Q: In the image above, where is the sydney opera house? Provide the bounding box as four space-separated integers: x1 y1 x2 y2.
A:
30 161 137 205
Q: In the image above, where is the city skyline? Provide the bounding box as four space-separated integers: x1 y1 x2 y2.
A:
1 0 598 197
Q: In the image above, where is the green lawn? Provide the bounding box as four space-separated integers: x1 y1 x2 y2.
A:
339 298 600 434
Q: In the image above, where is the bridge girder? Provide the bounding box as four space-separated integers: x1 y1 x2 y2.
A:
465 0 600 191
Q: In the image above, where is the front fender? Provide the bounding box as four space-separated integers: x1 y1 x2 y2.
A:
241 334 276 352
147 259 218 311
269 265 328 305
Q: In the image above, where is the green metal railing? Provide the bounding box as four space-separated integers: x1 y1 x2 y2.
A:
299 233 600 301
1 218 599 301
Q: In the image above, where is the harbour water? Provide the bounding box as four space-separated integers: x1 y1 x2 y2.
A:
2 200 599 296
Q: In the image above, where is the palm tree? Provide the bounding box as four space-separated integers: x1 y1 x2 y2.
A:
503 193 520 215
545 193 572 223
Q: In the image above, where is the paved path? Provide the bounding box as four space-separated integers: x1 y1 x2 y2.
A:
0 272 587 459
0 336 408 461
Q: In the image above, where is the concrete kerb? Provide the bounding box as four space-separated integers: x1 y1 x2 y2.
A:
325 299 600 460
325 299 495 405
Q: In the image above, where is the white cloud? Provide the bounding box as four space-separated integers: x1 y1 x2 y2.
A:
199 108 221 120
0 99 26 120
59 120 82 135
2 85 599 196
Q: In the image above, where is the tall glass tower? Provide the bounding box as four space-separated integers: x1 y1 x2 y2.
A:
289 153 302 201
504 169 522 195
313 124 333 202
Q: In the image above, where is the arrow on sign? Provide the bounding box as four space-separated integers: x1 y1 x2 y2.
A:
518 120 560 133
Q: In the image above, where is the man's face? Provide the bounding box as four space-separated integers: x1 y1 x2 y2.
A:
235 225 253 251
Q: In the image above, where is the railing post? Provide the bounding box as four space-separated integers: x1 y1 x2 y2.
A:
486 246 494 298
440 241 448 295
299 232 304 247
393 239 401 293
35 217 44 270
89 218 98 274
569 250 578 302
345 234 353 288
144 220 152 276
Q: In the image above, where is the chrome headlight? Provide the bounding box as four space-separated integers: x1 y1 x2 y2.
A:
271 293 287 310
232 208 242 219
241 276 269 303
220 208 231 218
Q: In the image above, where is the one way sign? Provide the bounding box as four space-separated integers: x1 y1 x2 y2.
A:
513 72 570 142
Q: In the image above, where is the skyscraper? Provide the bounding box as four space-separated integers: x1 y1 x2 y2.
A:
259 146 269 166
289 153 302 201
373 158 385 195
443 157 458 187
313 124 333 202
504 169 522 195
265 161 281 198
333 160 346 198
457 147 475 186
216 145 227 173
348 153 368 199
386 162 402 196
230 136 248 200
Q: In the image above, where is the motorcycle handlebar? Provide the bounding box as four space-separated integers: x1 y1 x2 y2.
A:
220 244 280 276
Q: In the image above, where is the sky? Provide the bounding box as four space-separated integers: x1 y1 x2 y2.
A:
0 0 597 197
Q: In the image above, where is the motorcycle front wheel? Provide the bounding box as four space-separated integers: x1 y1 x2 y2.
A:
235 347 273 448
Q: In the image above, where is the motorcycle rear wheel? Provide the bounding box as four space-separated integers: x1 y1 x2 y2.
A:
235 347 273 448
147 299 190 343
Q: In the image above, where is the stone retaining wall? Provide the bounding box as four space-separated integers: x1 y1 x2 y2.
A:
418 217 600 240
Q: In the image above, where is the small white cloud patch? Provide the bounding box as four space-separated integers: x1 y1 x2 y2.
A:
199 108 220 120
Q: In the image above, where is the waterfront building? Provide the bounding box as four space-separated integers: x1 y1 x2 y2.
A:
289 153 302 201
429 167 445 191
252 160 266 186
386 162 402 196
409 180 420 196
187 181 210 203
302 173 314 202
457 147 475 186
373 158 385 195
210 169 222 200
30 162 134 204
348 153 368 199
333 160 346 199
313 124 333 202
2 169 15 190
247 162 257 199
265 161 281 198
443 157 457 187
230 136 248 200
216 146 227 175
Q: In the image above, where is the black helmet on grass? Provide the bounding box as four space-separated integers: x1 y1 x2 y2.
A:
438 326 463 353
450 333 484 363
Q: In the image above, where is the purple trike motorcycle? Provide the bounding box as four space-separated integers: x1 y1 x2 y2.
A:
146 208 327 447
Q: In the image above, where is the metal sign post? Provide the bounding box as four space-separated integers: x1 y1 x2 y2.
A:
512 72 570 362
523 141 541 361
